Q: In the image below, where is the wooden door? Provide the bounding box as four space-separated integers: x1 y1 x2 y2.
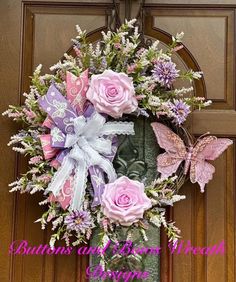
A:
1 1 235 282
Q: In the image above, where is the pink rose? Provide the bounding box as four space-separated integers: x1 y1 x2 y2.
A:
101 176 152 226
86 70 138 118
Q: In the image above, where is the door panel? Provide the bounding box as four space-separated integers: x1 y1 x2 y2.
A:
142 4 236 282
1 1 113 282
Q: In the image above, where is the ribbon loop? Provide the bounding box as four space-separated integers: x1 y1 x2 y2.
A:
73 116 87 135
89 138 112 155
39 85 135 210
84 111 106 138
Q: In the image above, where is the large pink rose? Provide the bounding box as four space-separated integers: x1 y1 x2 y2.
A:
101 176 152 226
86 70 138 118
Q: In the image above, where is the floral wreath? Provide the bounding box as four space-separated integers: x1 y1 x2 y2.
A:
3 19 232 268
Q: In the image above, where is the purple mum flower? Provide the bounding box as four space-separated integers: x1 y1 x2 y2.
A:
152 60 179 88
169 100 191 125
64 210 92 232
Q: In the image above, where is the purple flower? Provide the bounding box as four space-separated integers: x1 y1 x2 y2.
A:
101 57 107 69
169 100 190 125
152 60 179 88
64 210 92 232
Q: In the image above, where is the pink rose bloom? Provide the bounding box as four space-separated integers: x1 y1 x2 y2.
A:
86 70 138 118
101 176 152 226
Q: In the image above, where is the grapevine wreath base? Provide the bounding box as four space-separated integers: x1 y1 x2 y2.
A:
3 19 232 271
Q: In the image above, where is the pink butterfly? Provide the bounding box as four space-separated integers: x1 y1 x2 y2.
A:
151 122 233 192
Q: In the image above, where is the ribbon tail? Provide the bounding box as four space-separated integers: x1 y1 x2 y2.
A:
97 156 117 183
90 137 118 207
89 157 116 207
89 166 105 207
44 156 74 196
99 122 135 136
70 161 88 211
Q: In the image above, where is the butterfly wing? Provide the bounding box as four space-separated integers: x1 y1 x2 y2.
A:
151 122 187 178
192 136 233 161
190 160 215 192
157 153 184 178
190 136 233 192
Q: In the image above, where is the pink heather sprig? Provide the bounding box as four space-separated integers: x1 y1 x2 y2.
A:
47 210 57 222
136 47 145 57
29 156 43 165
172 45 184 52
8 112 23 118
22 108 36 120
37 174 52 184
86 229 92 240
102 218 109 232
73 46 82 57
2 109 24 120
63 231 72 246
127 64 137 74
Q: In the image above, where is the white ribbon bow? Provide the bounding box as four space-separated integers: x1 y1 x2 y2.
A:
45 111 135 211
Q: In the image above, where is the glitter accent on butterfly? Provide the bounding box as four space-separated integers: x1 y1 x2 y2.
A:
151 122 233 192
